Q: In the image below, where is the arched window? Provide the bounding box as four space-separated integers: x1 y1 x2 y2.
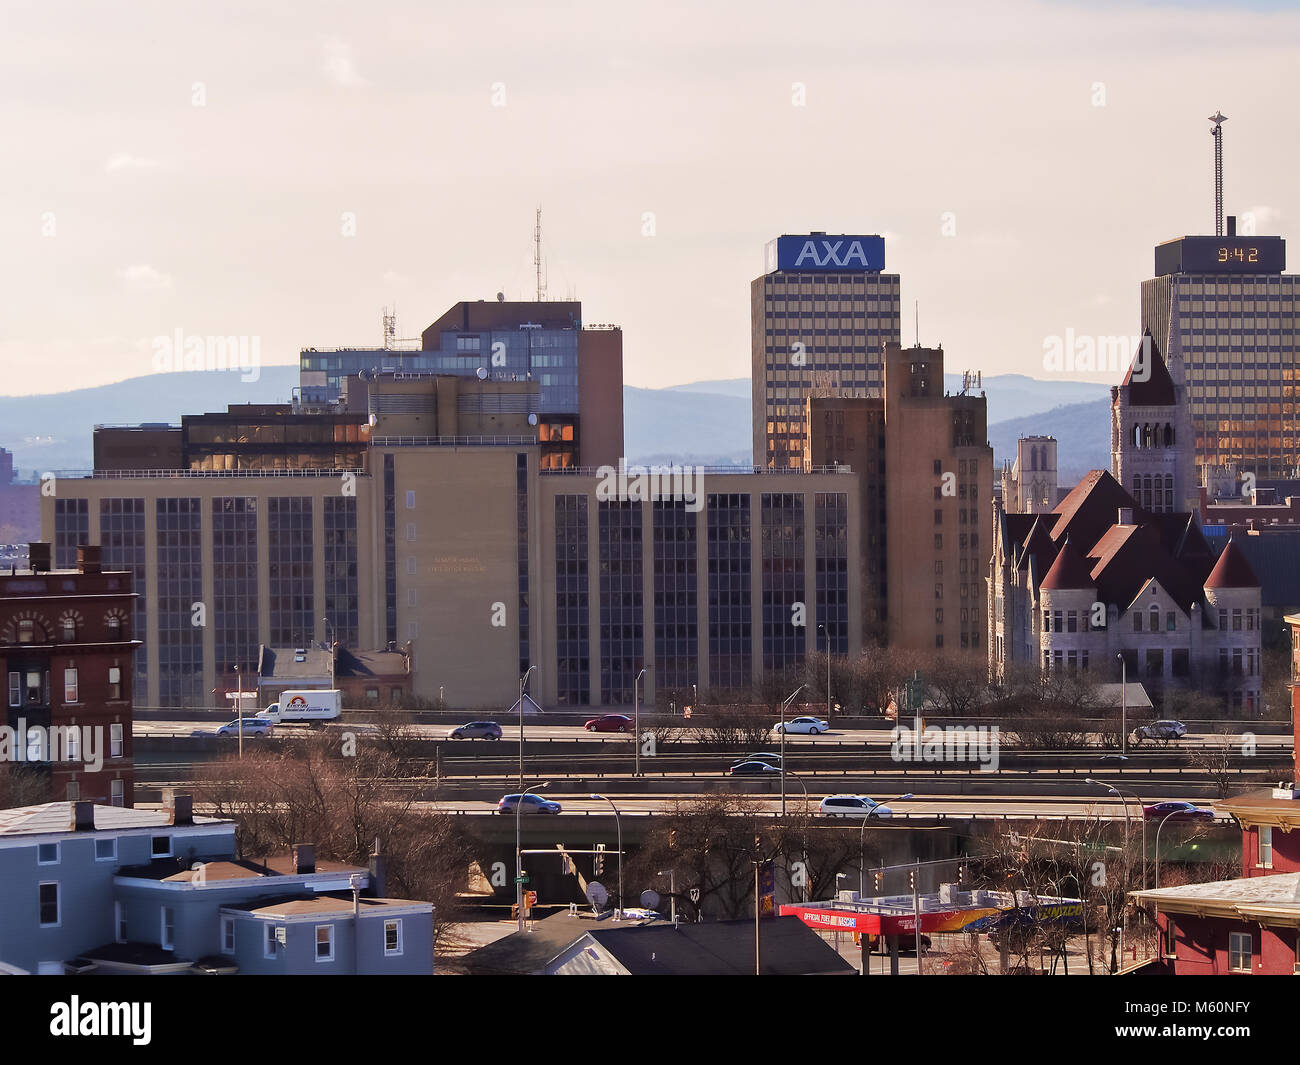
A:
1164 474 1173 511
1132 423 1142 449
106 615 121 639
1163 423 1173 447
61 618 75 641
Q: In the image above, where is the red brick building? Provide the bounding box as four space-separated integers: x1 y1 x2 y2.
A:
1133 790 1300 975
0 544 139 805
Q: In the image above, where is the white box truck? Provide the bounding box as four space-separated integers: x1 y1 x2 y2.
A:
258 689 343 723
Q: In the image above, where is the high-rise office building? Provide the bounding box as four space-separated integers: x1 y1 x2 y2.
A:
1141 222 1298 481
751 233 901 469
299 300 623 468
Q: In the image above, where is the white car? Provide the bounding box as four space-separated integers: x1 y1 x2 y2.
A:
819 795 893 819
774 716 829 735
215 718 274 737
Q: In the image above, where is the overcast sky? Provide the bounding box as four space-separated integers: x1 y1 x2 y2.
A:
1 0 1296 396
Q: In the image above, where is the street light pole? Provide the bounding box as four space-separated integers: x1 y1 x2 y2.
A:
657 868 677 923
859 792 914 896
1154 808 1184 890
518 665 537 789
786 771 810 901
591 793 623 918
818 623 831 725
515 781 549 932
779 684 807 817
1086 777 1144 970
634 666 650 777
1117 652 1127 757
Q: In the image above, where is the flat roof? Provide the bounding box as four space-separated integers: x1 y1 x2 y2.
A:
0 803 228 838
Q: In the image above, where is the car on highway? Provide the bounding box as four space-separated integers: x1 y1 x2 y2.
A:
214 718 274 737
728 760 781 776
1142 800 1215 822
585 714 633 733
729 752 782 771
1132 720 1188 742
773 716 830 735
497 793 563 815
818 795 893 819
449 720 503 740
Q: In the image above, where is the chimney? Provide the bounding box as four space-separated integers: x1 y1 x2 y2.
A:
1227 215 1237 237
1117 507 1134 525
292 843 316 875
77 545 102 574
72 801 96 831
28 542 50 574
169 794 193 826
368 838 387 897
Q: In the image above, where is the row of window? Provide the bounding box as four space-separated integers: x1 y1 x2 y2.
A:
7 667 126 707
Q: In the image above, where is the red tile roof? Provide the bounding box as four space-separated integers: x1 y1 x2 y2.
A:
1204 539 1259 589
1040 538 1094 591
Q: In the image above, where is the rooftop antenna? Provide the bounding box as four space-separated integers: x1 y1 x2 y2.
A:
382 306 397 349
534 206 547 303
1209 111 1227 237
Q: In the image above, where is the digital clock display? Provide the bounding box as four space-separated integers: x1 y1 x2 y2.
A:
1154 235 1286 276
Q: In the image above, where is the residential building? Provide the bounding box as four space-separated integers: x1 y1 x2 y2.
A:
751 233 901 469
0 798 432 975
0 544 138 805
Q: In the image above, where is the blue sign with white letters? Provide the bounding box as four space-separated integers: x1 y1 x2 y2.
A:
767 234 885 273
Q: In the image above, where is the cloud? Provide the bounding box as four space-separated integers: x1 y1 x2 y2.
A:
116 265 173 291
104 153 161 173
321 37 367 87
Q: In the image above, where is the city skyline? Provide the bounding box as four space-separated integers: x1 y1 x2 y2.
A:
3 0 1298 396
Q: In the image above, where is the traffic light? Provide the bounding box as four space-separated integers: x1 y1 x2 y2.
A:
957 864 967 885
908 870 917 891
873 872 882 893
594 843 605 877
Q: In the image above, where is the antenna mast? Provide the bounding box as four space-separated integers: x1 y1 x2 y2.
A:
534 206 547 302
382 306 396 349
1209 111 1227 237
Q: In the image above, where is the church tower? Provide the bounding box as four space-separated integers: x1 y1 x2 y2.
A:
1111 331 1196 515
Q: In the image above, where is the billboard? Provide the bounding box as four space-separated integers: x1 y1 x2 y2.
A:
765 234 886 273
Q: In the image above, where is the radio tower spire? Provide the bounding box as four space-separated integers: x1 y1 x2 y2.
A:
534 206 546 302
1209 111 1227 237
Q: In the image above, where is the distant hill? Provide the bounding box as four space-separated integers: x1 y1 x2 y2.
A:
0 367 1109 477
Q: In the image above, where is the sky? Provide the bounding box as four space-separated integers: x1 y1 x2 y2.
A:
1 0 1297 397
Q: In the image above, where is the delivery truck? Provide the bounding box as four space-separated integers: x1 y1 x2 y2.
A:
257 689 343 723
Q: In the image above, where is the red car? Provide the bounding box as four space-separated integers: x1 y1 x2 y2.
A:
585 714 632 733
1142 801 1215 822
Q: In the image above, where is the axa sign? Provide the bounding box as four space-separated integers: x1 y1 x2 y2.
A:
771 234 885 272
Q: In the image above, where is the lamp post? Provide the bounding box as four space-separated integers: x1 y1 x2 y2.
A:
818 623 832 725
322 616 335 648
515 781 549 932
1116 653 1127 757
1153 807 1186 890
778 684 807 817
634 666 650 777
785 771 811 901
590 793 623 919
656 868 677 923
859 793 914 896
518 665 537 789
1086 777 1144 971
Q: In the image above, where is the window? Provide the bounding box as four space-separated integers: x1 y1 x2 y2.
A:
66 729 80 763
65 782 80 801
934 535 942 550
405 490 416 509
1133 612 1142 632
152 835 172 858
110 723 123 759
95 837 117 862
221 916 236 955
384 919 403 956
316 924 335 962
1232 608 1242 631
1166 612 1176 632
1259 827 1273 869
63 668 78 704
108 666 122 701
8 672 19 708
935 583 943 600
62 618 76 641
111 779 125 807
265 924 279 959
1229 932 1251 973
106 615 121 639
38 842 59 865
39 882 60 927
115 901 127 943
934 509 943 526
405 523 416 541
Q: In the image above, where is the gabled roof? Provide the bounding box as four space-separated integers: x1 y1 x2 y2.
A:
1204 538 1260 590
1117 332 1177 407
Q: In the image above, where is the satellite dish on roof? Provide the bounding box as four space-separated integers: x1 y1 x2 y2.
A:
640 889 661 910
528 413 538 426
586 882 608 909
476 366 488 380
